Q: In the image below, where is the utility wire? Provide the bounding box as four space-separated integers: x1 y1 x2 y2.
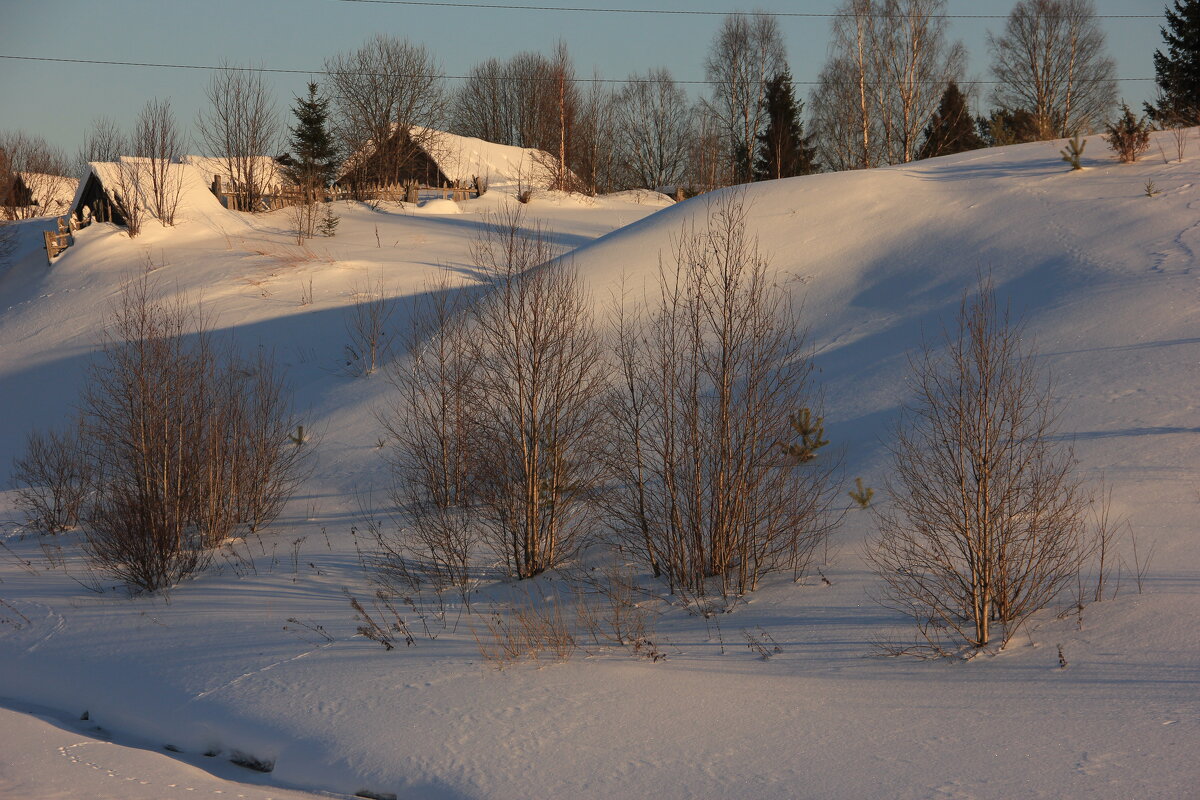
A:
331 0 1160 19
0 54 1156 85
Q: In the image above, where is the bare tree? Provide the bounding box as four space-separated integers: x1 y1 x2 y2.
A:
613 68 694 190
811 0 964 169
326 35 444 190
606 193 842 600
988 0 1118 139
75 116 126 175
107 157 146 237
874 0 966 164
467 208 607 578
705 13 787 183
0 131 73 220
378 279 478 590
132 98 183 225
869 280 1087 651
197 64 281 211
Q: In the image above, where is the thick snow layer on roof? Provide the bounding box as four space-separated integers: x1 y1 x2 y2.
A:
181 155 289 192
416 127 560 187
70 160 237 229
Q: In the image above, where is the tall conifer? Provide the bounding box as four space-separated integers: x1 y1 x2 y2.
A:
1150 0 1200 123
287 82 339 198
754 70 818 180
919 81 984 160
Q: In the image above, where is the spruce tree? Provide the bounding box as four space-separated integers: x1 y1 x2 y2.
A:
919 81 985 160
754 70 818 181
1150 0 1200 123
286 82 339 200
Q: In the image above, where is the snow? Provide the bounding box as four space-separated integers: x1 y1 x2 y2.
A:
2 132 1199 799
416 127 561 188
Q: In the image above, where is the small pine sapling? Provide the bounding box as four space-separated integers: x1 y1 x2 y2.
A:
1145 179 1160 197
318 202 339 237
289 425 307 446
1061 135 1087 170
780 408 829 463
849 477 874 508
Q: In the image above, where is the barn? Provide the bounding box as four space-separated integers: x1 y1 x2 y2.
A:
338 127 561 194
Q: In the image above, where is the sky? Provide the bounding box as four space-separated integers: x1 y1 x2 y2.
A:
0 0 1171 163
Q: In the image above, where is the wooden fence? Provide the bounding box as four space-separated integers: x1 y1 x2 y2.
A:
211 176 480 211
43 216 75 264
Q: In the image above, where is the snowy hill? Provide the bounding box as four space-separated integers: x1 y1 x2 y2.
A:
1 134 1198 799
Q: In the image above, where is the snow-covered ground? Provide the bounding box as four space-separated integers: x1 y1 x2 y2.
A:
1 135 1197 799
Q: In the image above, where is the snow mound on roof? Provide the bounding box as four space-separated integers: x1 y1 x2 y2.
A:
71 159 241 230
416 127 560 188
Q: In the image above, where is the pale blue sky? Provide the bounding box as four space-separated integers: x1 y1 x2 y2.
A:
0 0 1169 160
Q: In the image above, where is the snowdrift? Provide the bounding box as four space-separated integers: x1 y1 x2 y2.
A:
1 133 1198 799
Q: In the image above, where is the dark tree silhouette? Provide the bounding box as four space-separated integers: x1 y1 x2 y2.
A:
754 70 818 180
1149 0 1200 123
919 81 984 160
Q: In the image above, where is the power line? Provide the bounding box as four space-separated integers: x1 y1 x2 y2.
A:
0 54 1157 86
331 0 1160 19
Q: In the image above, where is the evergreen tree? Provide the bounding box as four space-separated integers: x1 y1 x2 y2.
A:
1149 0 1200 123
754 70 818 181
286 82 339 199
919 81 985 160
977 108 1041 147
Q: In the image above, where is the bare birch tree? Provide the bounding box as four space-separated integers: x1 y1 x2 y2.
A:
874 0 966 164
132 98 183 225
197 64 281 211
811 0 964 168
869 280 1087 651
606 193 841 600
705 13 787 183
988 0 1118 139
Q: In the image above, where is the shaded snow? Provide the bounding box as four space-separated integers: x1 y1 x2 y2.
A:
1 132 1198 799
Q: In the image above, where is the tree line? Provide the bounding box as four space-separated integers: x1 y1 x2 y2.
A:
4 0 1200 229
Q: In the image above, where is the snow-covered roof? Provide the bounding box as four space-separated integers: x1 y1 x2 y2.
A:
181 154 289 192
71 160 229 223
11 172 78 216
414 127 561 187
340 126 563 189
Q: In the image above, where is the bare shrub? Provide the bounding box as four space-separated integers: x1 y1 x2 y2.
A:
378 279 477 591
79 277 307 592
472 592 577 667
344 272 396 377
605 192 842 600
467 208 607 578
11 418 92 534
868 279 1088 652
